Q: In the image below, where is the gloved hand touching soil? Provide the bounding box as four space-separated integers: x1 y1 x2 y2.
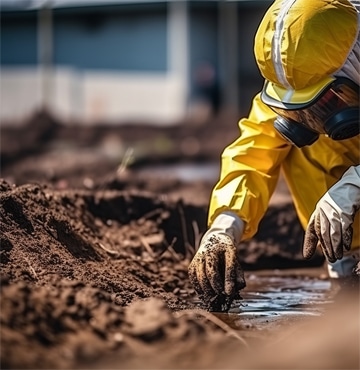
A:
303 165 360 263
188 212 246 312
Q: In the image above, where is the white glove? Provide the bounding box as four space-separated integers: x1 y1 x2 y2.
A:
303 166 360 263
188 212 246 311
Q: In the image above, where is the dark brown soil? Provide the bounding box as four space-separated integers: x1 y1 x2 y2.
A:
1 110 358 369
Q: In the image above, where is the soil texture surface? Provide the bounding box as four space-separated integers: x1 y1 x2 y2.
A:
1 110 359 369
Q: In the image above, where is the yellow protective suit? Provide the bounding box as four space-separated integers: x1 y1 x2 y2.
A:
208 0 360 250
208 95 360 249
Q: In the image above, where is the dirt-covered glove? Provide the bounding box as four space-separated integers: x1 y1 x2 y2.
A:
188 212 246 311
303 166 360 263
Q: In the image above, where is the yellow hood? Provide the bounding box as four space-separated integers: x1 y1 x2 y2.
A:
254 0 359 91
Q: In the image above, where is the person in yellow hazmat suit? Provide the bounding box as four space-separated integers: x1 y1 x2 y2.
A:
188 0 360 311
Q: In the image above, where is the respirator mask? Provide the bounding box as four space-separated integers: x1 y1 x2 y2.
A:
261 76 360 147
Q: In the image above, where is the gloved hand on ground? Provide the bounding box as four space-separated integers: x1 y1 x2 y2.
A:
188 212 246 312
303 166 360 263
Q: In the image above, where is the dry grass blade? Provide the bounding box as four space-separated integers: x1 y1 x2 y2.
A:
117 147 134 174
24 257 38 280
139 236 156 259
161 239 182 262
98 242 120 257
177 202 189 247
138 208 164 221
175 309 250 348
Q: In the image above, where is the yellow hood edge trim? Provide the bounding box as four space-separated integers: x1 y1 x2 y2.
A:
264 76 336 105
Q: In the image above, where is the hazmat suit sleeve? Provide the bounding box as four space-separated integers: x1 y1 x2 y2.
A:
208 93 292 241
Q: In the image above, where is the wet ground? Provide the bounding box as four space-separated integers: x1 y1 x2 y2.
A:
1 110 359 369
217 269 334 337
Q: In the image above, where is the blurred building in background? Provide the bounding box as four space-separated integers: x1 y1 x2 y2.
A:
0 0 271 125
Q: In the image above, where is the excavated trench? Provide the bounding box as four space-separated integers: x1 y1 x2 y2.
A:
1 111 358 369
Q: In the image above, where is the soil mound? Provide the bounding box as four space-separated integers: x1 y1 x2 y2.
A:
3 110 356 370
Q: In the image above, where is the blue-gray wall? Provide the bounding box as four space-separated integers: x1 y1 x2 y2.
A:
187 1 269 114
53 4 167 71
237 3 269 114
0 11 38 65
1 4 168 71
0 1 270 114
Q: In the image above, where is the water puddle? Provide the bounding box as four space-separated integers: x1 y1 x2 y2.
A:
235 274 333 316
213 271 337 335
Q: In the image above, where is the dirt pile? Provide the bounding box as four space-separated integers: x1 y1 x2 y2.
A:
0 178 250 369
2 110 357 369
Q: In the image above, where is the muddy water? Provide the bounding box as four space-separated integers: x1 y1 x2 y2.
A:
213 268 338 344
